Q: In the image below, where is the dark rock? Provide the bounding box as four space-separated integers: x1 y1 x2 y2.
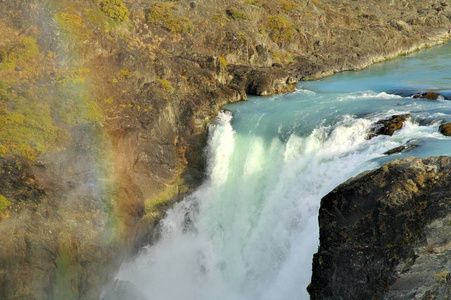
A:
390 89 450 100
309 156 451 300
413 92 441 100
439 122 451 136
383 144 418 155
229 65 296 96
367 114 411 139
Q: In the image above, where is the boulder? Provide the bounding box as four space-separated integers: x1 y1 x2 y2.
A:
413 92 442 100
439 122 451 136
308 156 451 299
367 114 411 139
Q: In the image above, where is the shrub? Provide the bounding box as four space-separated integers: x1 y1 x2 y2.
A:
100 0 129 22
280 0 297 12
269 50 294 63
267 15 295 43
0 195 11 213
146 2 193 33
54 12 90 40
0 96 59 160
157 78 175 94
219 56 227 68
0 37 39 71
226 8 247 20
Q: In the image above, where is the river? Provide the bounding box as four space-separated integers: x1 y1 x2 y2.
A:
104 42 451 300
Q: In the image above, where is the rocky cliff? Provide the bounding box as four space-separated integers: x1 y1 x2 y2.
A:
309 156 451 299
0 0 451 298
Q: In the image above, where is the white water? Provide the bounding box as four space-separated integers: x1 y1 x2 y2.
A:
106 43 451 299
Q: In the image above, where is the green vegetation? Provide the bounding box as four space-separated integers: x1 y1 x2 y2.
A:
0 90 60 160
219 56 228 68
145 196 167 215
280 0 297 12
212 14 227 26
267 15 295 43
55 67 102 125
57 67 90 85
100 0 129 22
144 185 178 215
86 6 127 33
54 12 90 40
245 0 262 7
226 8 247 20
0 195 11 213
0 34 101 161
157 78 175 94
146 2 193 33
0 37 62 160
118 69 132 80
212 14 222 23
269 50 293 63
0 37 39 71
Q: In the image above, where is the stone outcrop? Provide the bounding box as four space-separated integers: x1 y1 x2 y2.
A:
367 114 411 139
309 156 451 299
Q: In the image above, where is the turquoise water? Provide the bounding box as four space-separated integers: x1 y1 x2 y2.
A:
108 43 451 300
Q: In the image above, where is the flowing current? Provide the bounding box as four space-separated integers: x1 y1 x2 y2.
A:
108 43 451 299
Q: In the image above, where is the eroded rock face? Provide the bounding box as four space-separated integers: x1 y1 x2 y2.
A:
229 65 297 96
309 156 451 299
367 114 411 139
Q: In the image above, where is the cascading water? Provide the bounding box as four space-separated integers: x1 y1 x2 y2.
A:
105 43 451 299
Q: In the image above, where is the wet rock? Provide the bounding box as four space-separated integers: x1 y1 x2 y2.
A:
390 90 450 100
439 122 451 136
383 144 418 155
309 156 451 300
367 114 411 139
219 108 233 115
413 92 442 100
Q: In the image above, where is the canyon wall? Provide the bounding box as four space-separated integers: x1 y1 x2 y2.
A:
0 0 450 297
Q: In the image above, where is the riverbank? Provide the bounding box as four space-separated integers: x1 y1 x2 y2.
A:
0 0 450 298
